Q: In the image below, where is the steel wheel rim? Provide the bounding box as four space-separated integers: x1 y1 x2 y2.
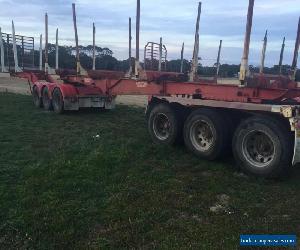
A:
190 119 215 152
242 130 276 168
153 113 171 140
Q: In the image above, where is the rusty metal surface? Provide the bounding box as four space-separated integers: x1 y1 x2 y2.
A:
215 40 222 78
189 2 202 82
0 28 6 72
291 17 300 80
279 37 286 74
146 71 184 82
56 28 59 70
88 70 124 80
12 1 300 111
158 37 162 72
39 34 42 71
239 0 254 83
180 42 185 73
11 21 22 72
129 18 132 61
92 23 96 70
72 3 80 75
136 0 140 62
247 73 297 89
44 13 48 69
259 30 268 74
158 96 274 112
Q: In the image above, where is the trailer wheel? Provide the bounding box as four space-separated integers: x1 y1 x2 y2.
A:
32 86 42 108
233 116 293 178
148 103 181 145
52 88 64 114
183 108 230 160
42 87 52 111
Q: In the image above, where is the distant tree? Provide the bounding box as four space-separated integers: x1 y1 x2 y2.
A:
118 58 131 72
32 43 300 80
48 45 76 69
218 64 240 77
95 55 119 70
166 59 190 73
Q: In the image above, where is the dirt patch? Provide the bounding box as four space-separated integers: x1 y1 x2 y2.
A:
0 77 148 107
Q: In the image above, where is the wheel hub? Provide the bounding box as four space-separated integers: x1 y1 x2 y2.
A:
190 120 214 152
243 131 275 168
153 113 171 140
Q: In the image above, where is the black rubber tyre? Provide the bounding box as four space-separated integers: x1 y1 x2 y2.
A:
42 87 52 111
148 103 182 145
52 88 64 114
232 116 293 178
32 86 42 108
183 108 231 160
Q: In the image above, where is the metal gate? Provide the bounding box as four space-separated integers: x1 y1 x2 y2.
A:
1 32 35 71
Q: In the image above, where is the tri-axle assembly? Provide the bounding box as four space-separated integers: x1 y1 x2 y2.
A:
2 0 300 178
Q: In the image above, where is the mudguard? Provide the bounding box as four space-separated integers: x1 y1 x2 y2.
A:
293 126 300 165
54 84 79 111
32 82 48 97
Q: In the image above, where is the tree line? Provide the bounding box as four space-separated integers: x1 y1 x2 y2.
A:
32 44 299 80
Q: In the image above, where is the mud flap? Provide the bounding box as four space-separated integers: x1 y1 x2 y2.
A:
105 98 115 110
293 128 300 165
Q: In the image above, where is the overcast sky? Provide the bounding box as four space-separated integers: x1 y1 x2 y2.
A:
0 0 299 66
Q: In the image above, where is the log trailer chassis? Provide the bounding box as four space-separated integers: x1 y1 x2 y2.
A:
21 0 300 178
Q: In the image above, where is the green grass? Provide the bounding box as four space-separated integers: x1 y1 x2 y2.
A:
1 93 300 249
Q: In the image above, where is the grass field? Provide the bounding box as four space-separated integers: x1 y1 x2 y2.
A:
0 93 300 249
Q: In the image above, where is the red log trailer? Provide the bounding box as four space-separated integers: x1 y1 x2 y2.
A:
23 0 300 178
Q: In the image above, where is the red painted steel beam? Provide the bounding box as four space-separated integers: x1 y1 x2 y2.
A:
91 76 300 104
